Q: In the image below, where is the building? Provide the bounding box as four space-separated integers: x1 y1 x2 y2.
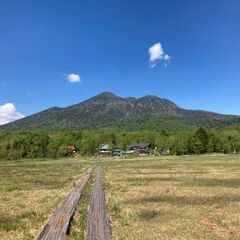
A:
99 144 112 156
129 142 152 155
112 147 122 157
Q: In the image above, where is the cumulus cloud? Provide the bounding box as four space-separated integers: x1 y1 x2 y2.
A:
149 42 171 68
66 73 81 83
0 103 25 125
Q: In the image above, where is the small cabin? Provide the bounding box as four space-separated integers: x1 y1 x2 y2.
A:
112 147 122 157
129 142 152 155
99 144 112 157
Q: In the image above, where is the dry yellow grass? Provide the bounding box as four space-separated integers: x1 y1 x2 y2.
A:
0 157 91 240
1 155 240 239
103 155 240 240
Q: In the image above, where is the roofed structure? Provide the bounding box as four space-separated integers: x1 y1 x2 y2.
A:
129 142 152 154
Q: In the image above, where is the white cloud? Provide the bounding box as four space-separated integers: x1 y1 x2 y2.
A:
66 73 81 83
0 103 25 125
149 42 171 68
163 54 171 60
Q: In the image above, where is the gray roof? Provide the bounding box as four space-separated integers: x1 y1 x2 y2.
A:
130 142 151 148
99 144 111 150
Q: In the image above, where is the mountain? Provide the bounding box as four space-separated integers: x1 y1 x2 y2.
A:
1 92 240 131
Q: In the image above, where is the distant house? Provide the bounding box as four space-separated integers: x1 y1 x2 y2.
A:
129 142 152 155
99 144 112 157
112 147 122 157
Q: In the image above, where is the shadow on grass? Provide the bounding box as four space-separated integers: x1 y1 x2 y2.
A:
126 170 210 175
124 194 240 206
125 177 181 183
112 176 182 187
182 178 240 188
119 175 240 189
138 209 159 220
137 209 175 224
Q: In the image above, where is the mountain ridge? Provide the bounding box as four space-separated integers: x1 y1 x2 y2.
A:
1 92 240 131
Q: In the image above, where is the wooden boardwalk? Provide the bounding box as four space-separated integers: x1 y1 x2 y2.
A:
37 168 92 240
87 168 112 240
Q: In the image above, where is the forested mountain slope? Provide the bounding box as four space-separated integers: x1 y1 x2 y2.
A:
1 92 240 131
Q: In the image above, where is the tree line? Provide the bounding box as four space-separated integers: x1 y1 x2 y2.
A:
0 128 240 160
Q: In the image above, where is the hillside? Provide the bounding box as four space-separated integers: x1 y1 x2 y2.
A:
1 92 240 131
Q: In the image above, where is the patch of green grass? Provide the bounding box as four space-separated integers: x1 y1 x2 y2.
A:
138 209 159 221
108 200 121 215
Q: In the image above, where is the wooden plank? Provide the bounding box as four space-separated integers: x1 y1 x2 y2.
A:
36 168 92 240
87 168 112 240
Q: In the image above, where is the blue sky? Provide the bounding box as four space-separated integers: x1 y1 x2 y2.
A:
1 0 240 124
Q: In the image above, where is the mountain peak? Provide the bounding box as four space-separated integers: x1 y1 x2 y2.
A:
94 91 118 99
140 95 161 100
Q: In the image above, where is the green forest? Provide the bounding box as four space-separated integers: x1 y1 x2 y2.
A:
1 128 240 160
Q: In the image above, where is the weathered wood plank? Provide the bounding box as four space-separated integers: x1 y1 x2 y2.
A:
87 168 112 240
36 168 92 240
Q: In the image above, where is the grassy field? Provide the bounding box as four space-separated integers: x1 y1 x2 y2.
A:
0 157 91 240
1 155 240 239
